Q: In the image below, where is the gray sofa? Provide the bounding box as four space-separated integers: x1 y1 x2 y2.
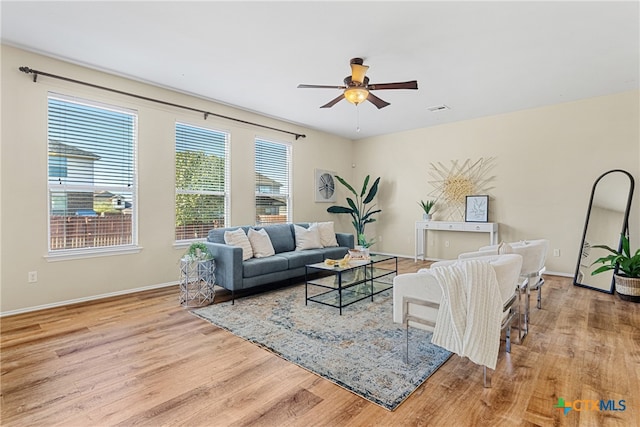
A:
204 223 354 303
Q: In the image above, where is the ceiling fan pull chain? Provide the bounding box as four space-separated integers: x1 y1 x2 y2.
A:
356 105 361 133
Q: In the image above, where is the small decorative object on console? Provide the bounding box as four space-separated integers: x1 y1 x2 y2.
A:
465 195 489 222
349 248 369 260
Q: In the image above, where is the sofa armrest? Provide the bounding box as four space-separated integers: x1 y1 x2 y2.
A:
336 232 354 249
204 242 243 291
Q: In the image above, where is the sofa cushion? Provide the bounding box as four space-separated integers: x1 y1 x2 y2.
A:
224 228 253 261
247 227 275 258
294 224 322 251
277 250 324 269
261 223 296 253
243 255 289 278
311 221 339 247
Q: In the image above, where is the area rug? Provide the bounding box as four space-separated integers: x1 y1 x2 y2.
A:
191 284 451 411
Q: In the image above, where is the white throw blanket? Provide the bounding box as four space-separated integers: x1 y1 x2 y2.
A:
430 260 503 370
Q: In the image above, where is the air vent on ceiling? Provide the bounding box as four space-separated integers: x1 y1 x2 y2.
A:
427 104 450 112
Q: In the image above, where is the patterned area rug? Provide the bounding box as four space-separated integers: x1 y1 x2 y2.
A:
192 284 451 411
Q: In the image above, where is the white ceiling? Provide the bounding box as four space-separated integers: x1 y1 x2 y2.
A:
2 1 639 140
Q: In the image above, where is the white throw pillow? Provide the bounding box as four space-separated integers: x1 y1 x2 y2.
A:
247 228 275 258
224 228 253 261
497 242 514 254
294 224 322 251
311 221 338 247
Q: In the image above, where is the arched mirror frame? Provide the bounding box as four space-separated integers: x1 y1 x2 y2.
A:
573 169 635 293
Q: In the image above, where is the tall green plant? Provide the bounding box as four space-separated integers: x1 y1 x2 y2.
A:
591 233 640 278
327 175 381 246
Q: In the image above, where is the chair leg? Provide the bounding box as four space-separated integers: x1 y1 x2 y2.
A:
536 278 545 309
537 287 542 309
405 323 409 364
483 366 492 388
505 318 512 353
525 285 530 334
517 287 526 344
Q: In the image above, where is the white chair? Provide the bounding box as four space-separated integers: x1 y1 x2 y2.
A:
459 239 549 341
393 254 523 387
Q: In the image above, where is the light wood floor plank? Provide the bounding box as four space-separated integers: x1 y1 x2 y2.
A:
2 258 639 426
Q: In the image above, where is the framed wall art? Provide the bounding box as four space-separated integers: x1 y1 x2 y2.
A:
465 195 489 222
315 169 336 202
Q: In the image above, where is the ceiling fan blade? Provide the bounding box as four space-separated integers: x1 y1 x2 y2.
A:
366 92 390 109
298 84 346 89
320 94 345 108
368 80 418 90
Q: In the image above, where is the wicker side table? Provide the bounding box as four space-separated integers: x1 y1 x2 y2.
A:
179 258 215 307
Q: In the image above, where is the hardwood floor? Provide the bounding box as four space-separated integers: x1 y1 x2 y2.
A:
2 258 638 426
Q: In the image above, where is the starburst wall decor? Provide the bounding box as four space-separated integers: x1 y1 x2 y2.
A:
427 157 496 221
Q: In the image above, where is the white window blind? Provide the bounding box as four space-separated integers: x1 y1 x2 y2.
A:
47 94 137 252
175 122 229 240
255 138 291 225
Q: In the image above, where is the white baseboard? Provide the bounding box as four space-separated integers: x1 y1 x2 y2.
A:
0 281 179 318
544 270 574 278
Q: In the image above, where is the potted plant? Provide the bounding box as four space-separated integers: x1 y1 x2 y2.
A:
327 175 381 248
418 199 436 220
591 233 640 302
184 242 213 262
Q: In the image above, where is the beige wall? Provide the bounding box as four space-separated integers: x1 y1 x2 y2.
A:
353 91 639 273
0 46 353 314
1 45 639 314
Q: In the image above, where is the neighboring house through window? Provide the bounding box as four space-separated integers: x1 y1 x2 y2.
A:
175 122 229 240
255 138 291 225
47 93 137 253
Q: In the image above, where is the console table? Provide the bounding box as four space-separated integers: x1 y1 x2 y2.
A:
415 221 499 261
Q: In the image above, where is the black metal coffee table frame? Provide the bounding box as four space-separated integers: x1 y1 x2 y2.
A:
305 254 397 315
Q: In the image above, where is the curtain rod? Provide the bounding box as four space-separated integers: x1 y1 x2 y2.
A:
18 66 306 140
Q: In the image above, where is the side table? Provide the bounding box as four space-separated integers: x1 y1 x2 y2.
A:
179 258 215 307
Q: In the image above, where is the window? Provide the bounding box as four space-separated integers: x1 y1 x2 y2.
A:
255 138 291 225
175 123 229 240
47 94 137 253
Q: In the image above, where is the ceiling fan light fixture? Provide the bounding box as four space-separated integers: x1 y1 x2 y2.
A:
344 87 369 105
350 63 369 84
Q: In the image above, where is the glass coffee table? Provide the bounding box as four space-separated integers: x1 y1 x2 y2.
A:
305 254 397 315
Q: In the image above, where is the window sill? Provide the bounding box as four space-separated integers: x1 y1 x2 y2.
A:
45 245 143 262
173 239 206 250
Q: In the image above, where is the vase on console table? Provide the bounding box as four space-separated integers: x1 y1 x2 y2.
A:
422 214 432 221
352 246 370 258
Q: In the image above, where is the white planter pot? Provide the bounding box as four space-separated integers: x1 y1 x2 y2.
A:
423 214 432 221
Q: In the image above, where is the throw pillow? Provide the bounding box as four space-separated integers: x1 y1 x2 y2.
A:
247 228 275 258
294 224 322 251
311 221 338 247
224 228 253 261
497 242 514 254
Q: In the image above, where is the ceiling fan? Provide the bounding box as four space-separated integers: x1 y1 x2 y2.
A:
297 58 418 109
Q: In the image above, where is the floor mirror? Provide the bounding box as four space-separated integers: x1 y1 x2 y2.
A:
574 169 635 293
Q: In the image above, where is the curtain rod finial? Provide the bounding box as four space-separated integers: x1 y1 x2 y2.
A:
19 66 37 82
